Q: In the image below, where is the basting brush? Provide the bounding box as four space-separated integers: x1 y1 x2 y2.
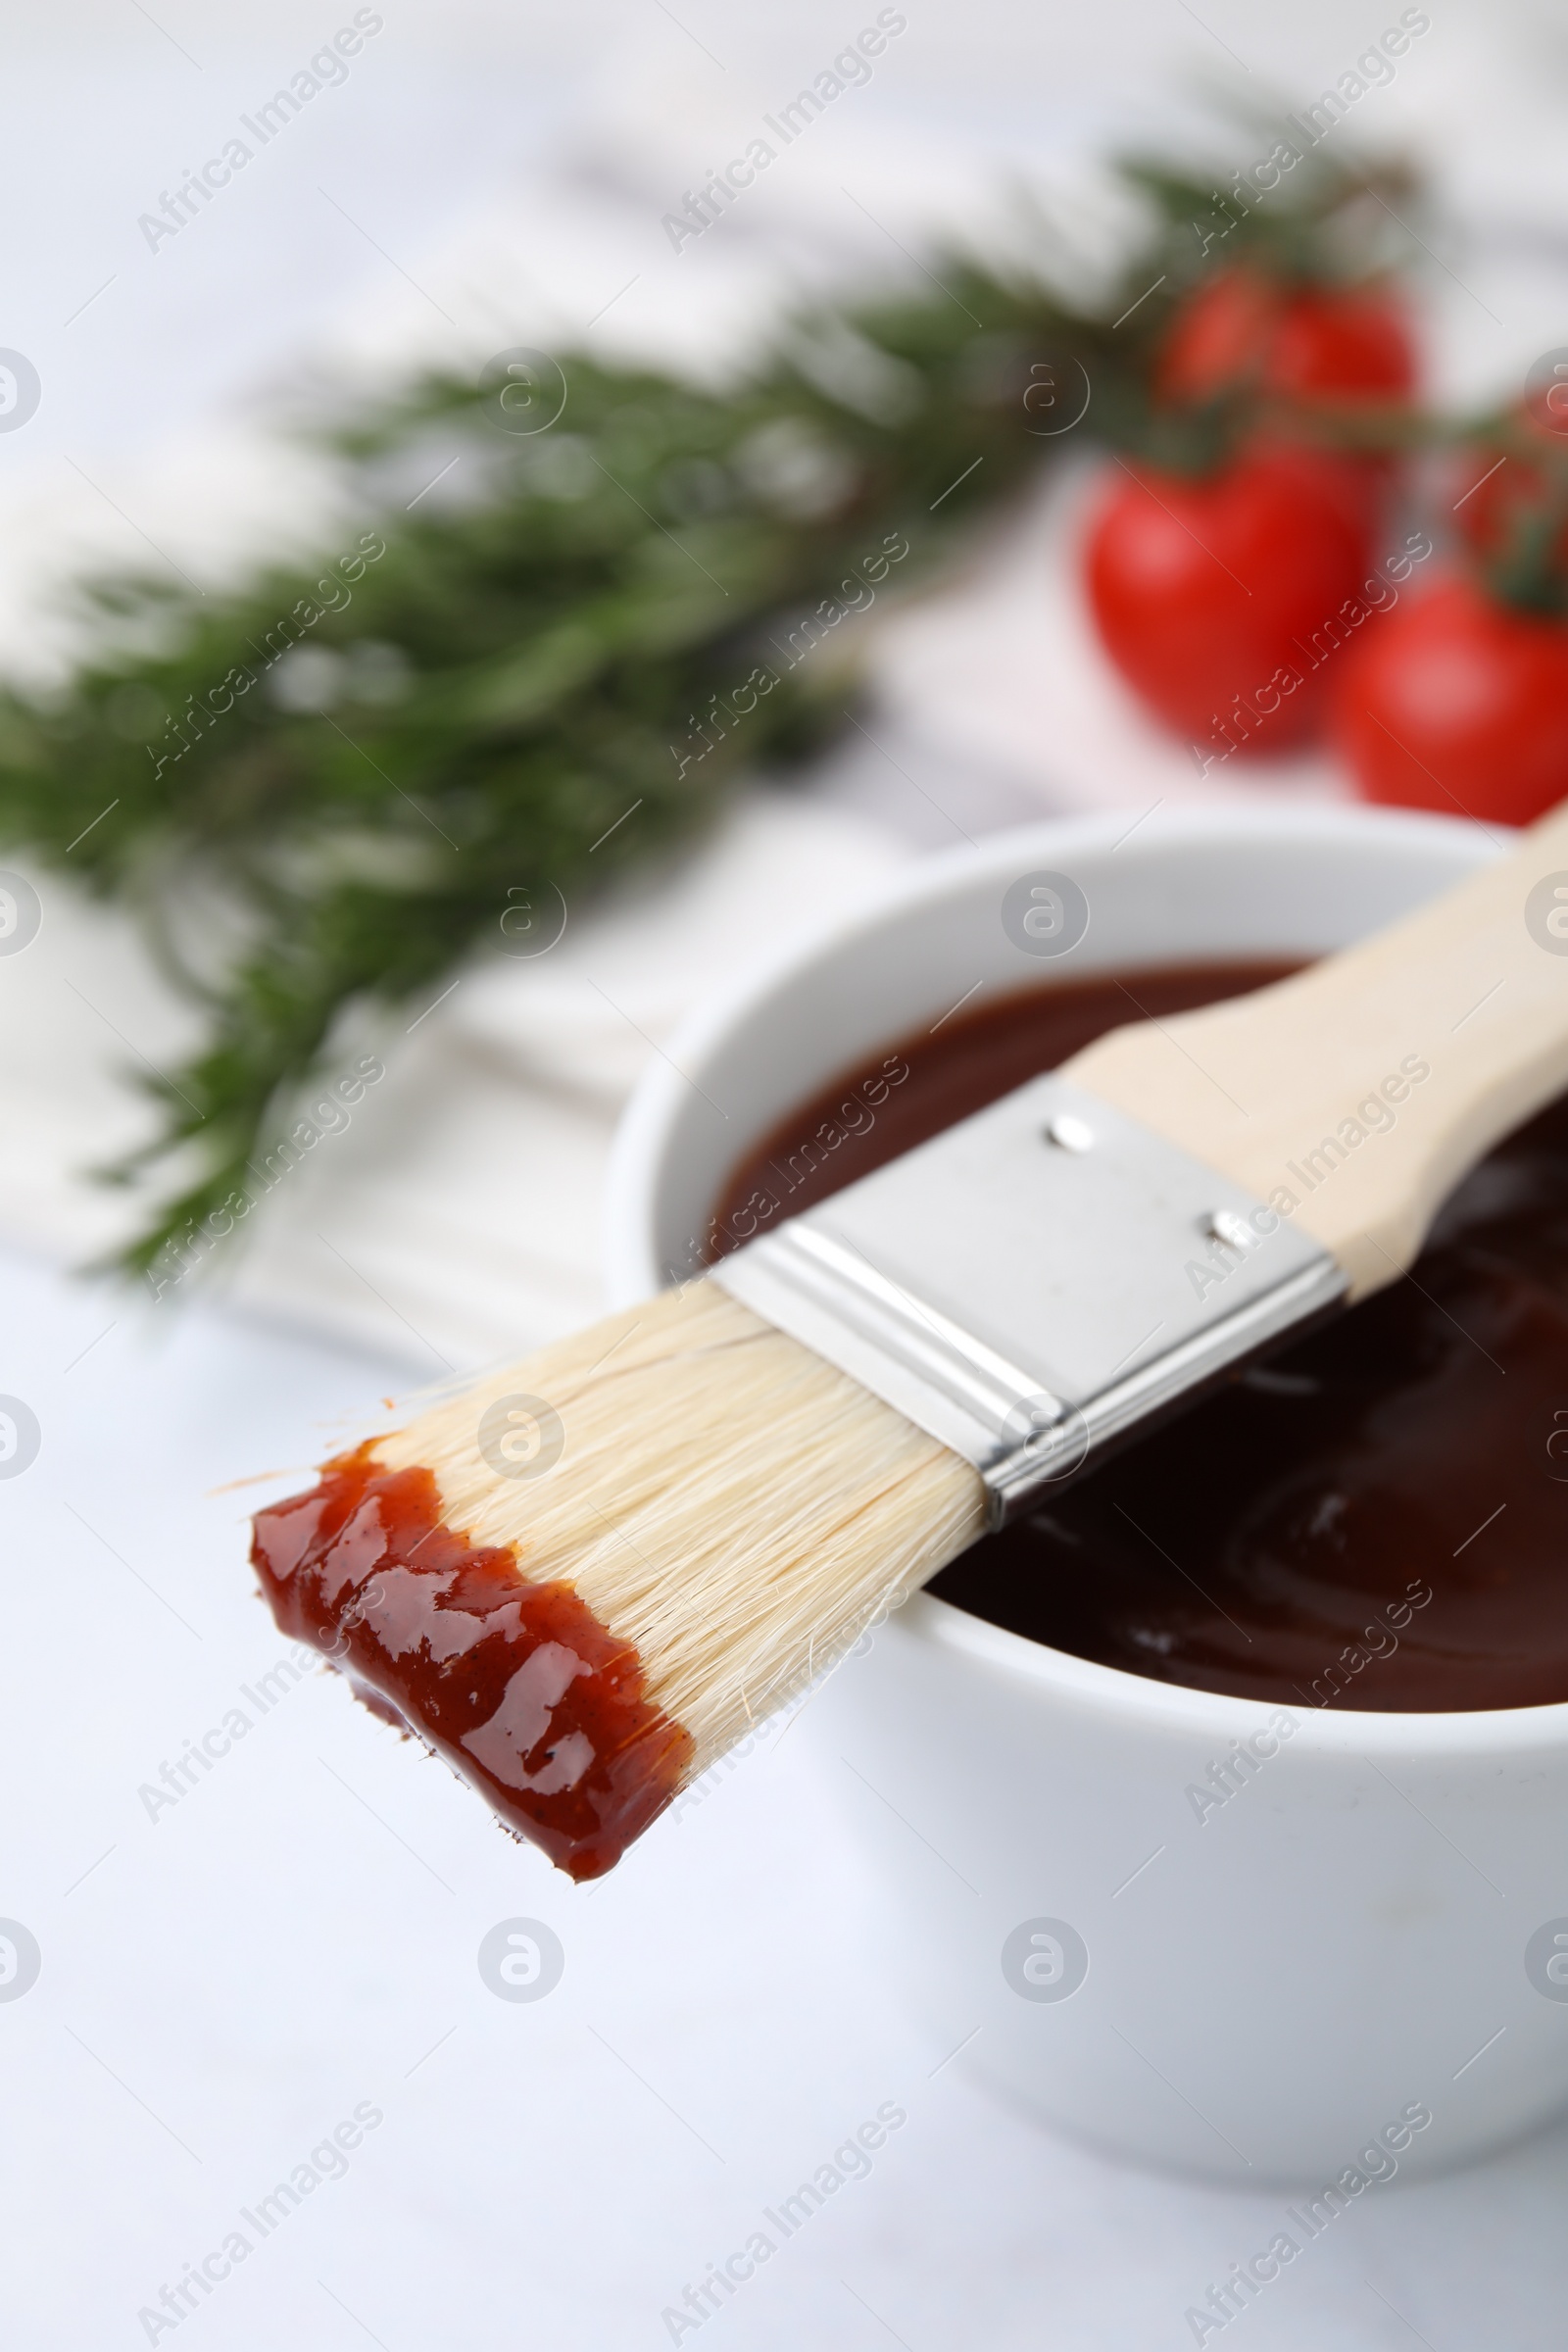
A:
253 800 1568 1879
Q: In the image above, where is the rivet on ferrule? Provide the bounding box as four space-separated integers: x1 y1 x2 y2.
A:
1046 1114 1095 1152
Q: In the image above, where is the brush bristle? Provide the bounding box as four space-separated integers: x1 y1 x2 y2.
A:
375 1277 986 1779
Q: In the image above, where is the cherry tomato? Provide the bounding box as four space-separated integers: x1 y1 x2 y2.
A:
1333 573 1568 825
1449 413 1568 577
1155 267 1417 407
1265 284 1417 403
1154 270 1276 404
1085 446 1375 749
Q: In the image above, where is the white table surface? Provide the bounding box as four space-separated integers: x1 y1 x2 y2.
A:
3 1237 1567 2352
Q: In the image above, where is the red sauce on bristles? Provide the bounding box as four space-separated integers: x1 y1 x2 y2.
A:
251 1442 692 1881
250 1283 983 1877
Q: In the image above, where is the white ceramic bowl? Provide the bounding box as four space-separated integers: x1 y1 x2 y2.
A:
605 806 1568 2186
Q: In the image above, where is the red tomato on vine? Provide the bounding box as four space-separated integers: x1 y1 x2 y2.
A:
1450 407 1568 581
1085 445 1375 751
1333 573 1568 825
1155 267 1417 408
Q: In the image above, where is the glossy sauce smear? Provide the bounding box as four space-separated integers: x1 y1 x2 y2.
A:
716 965 1568 1714
252 1445 692 1879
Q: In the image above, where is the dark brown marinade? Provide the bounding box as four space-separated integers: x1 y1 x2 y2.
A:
719 964 1568 1713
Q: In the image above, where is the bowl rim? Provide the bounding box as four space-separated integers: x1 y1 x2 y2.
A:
605 800 1568 1760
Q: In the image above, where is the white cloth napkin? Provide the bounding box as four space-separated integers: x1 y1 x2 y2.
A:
0 789 913 1368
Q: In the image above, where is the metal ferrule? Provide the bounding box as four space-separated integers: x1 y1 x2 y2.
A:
710 1073 1348 1529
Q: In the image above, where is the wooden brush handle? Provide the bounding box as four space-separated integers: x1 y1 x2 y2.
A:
1064 800 1568 1299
